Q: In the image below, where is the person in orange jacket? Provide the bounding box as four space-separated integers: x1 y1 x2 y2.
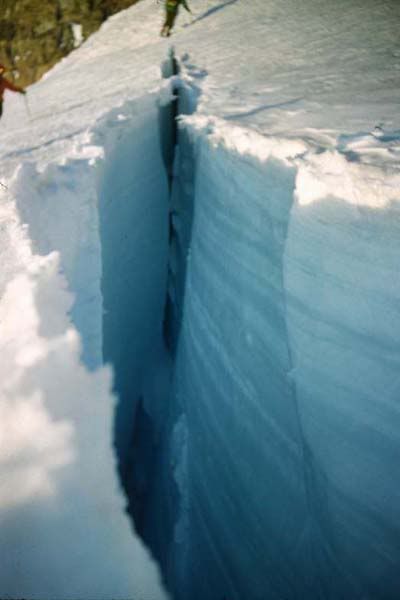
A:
0 63 26 119
161 0 192 37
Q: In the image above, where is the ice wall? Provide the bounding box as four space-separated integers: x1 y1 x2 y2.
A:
285 154 400 598
95 81 180 584
166 123 312 600
97 93 169 500
0 96 170 599
161 110 400 599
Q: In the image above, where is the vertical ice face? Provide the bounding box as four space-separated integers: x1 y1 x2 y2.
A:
98 92 169 466
285 154 400 597
0 91 171 600
0 216 168 600
167 126 311 599
163 118 400 599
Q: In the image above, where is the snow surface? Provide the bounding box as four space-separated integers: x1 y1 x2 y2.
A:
0 0 399 598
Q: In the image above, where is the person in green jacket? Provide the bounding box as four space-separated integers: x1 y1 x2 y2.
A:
161 0 191 37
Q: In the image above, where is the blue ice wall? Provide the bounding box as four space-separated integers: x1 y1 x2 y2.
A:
97 95 169 514
285 195 400 599
168 132 312 600
167 122 400 599
96 66 400 600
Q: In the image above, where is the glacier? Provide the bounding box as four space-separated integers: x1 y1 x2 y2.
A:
0 0 400 599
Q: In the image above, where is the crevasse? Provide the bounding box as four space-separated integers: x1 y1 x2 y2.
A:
120 52 400 600
9 47 400 600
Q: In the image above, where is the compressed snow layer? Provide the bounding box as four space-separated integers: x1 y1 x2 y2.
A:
98 91 169 467
12 160 103 370
170 130 309 599
0 0 399 598
168 116 400 598
0 192 167 599
285 180 400 595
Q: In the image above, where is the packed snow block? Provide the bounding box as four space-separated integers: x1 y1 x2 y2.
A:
169 129 312 600
285 160 400 598
12 160 103 371
0 236 167 600
97 93 169 513
169 127 400 599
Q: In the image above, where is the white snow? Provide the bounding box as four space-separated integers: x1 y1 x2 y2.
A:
0 0 399 598
71 23 83 48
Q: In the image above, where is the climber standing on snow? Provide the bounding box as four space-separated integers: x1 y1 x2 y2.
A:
0 63 26 119
161 0 192 37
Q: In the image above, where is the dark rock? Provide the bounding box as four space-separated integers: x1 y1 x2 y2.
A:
0 0 139 87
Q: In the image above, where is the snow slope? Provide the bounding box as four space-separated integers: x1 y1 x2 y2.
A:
0 0 399 598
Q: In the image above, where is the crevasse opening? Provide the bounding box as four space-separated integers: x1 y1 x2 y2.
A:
8 39 400 600
97 48 198 594
98 49 320 600
97 48 312 600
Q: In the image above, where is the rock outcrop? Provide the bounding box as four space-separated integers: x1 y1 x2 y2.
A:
0 0 139 87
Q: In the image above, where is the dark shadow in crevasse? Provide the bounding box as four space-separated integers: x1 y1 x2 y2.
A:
159 48 206 356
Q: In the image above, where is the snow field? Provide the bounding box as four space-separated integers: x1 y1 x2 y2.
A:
0 0 399 599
